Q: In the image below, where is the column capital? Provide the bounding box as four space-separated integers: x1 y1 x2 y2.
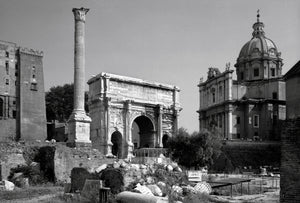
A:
73 7 89 22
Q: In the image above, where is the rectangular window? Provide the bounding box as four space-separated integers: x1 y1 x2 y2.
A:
219 86 222 97
30 83 38 91
254 68 259 77
253 115 259 128
5 62 9 74
271 68 275 77
5 51 9 58
236 116 240 124
13 110 16 119
240 72 244 80
254 132 259 140
5 79 9 85
212 93 215 103
273 114 278 125
272 92 278 99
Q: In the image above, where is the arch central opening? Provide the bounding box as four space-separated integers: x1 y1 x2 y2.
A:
132 115 155 149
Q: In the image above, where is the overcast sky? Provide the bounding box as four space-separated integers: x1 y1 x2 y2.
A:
1 0 299 132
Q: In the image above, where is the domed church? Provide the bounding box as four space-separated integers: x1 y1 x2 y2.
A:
198 12 286 141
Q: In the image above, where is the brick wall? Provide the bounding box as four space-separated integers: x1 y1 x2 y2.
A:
19 51 46 141
280 117 300 202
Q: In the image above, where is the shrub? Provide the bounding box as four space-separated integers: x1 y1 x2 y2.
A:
167 128 222 169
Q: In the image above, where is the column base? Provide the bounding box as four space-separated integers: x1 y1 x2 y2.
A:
105 142 114 157
67 111 92 148
126 141 134 159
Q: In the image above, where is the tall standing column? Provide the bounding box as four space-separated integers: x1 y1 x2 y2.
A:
67 7 91 147
157 105 163 147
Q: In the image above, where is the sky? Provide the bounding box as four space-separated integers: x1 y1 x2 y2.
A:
0 0 299 133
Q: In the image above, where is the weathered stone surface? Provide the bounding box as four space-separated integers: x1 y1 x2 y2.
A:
0 143 27 180
146 176 155 184
81 179 102 202
166 165 173 172
4 180 15 191
147 184 163 197
134 183 154 196
64 183 71 193
95 164 107 173
70 167 99 192
100 168 124 194
116 191 158 203
157 181 167 195
281 118 300 202
54 144 113 183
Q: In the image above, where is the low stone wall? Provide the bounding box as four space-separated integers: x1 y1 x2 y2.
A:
280 118 300 202
0 143 26 180
0 142 114 183
211 141 281 173
54 144 114 183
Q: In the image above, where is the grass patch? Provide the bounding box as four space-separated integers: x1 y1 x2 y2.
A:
0 185 62 201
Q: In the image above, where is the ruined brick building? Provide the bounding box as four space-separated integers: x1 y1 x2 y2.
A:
280 60 300 202
0 40 46 142
198 14 286 141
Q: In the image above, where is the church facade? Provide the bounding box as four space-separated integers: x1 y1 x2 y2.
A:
198 14 286 141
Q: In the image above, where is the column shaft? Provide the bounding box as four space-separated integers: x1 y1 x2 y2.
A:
73 19 86 112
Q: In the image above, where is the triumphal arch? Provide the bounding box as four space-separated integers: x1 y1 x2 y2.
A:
88 73 181 158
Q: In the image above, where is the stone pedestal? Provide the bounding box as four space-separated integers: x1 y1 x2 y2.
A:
67 111 91 147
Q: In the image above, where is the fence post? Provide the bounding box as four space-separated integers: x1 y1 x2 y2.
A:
99 187 110 203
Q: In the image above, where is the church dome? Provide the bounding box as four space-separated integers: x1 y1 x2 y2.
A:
238 36 278 58
236 13 281 63
235 11 283 82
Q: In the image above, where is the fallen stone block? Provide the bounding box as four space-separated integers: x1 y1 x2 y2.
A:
64 183 71 193
147 184 163 196
116 191 158 203
95 164 107 173
4 180 15 191
134 183 154 196
71 167 99 192
81 179 102 202
100 168 124 194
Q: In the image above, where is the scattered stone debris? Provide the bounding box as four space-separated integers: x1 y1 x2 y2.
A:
3 180 15 191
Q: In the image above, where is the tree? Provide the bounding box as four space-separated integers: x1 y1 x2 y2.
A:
167 127 222 169
45 83 89 122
